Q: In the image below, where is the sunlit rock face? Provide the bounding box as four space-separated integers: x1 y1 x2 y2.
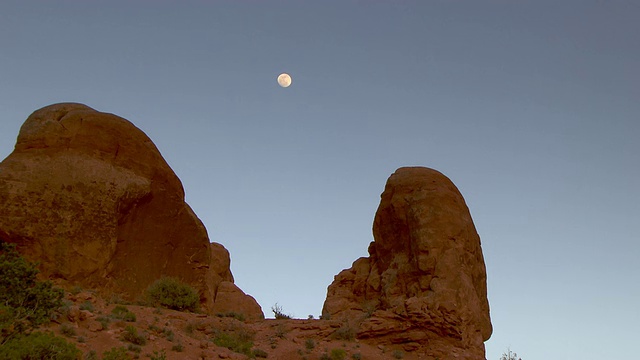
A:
0 103 263 320
322 167 491 359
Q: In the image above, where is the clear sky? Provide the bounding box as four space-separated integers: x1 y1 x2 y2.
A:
1 1 638 359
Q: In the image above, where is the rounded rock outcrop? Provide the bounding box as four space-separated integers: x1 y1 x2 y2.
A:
0 103 263 320
322 167 491 359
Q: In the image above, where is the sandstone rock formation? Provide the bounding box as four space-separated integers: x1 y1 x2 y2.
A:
322 167 491 359
0 103 263 320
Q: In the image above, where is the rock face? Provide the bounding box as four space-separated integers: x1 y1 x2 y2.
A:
0 103 263 320
322 167 491 359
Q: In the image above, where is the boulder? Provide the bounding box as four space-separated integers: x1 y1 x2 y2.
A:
0 103 263 319
322 167 491 359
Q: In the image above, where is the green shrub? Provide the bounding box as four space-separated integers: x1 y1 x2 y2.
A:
305 338 316 350
0 243 64 343
0 331 80 360
122 325 146 345
103 346 131 360
60 323 77 337
332 322 356 341
171 343 184 352
351 353 362 360
393 349 404 359
110 305 136 322
79 301 95 312
253 348 268 358
213 327 255 356
85 350 99 360
145 277 199 312
330 348 347 360
216 311 246 322
149 349 167 360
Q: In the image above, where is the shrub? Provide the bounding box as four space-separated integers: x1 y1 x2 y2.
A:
253 348 268 358
0 243 64 343
351 353 362 360
171 343 184 352
110 305 136 322
216 311 246 322
149 349 167 360
0 331 80 360
213 326 255 356
60 323 77 337
271 303 292 320
305 338 316 350
332 322 356 341
85 350 99 360
330 349 347 360
393 349 404 359
145 277 199 312
103 346 131 360
79 301 95 312
122 325 147 345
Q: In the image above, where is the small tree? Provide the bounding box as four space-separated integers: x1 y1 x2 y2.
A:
500 347 522 360
0 242 64 344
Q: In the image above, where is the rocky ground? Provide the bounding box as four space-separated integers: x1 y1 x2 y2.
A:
45 289 433 360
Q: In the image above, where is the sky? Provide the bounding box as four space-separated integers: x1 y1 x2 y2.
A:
1 1 638 359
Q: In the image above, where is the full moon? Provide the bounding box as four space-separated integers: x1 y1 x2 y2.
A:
277 73 292 88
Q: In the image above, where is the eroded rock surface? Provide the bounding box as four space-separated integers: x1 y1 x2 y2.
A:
0 103 262 320
322 167 491 359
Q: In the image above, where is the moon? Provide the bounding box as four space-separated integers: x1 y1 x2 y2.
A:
277 73 292 88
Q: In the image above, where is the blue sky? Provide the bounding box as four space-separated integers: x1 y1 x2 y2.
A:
1 1 638 359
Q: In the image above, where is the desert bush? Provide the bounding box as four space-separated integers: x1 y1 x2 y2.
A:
103 346 131 360
110 305 136 322
253 348 268 358
0 331 80 360
149 349 167 360
60 323 77 337
271 303 292 319
216 311 246 322
332 322 356 341
500 348 522 360
213 326 255 356
85 350 99 360
122 325 147 345
330 348 347 360
393 349 405 359
351 353 362 360
145 277 199 312
79 300 95 312
171 343 184 352
0 242 64 343
305 338 316 350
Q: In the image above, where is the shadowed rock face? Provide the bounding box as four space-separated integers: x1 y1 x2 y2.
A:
0 103 263 320
322 167 491 359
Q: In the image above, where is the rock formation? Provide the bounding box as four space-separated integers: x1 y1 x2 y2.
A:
322 167 492 359
0 103 263 320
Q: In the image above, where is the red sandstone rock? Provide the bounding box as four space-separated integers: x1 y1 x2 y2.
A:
0 103 263 320
322 167 492 359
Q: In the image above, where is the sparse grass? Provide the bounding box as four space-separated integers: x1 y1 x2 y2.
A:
171 343 184 352
351 353 362 360
127 344 141 353
122 325 146 346
392 350 404 359
85 350 98 360
275 323 288 339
